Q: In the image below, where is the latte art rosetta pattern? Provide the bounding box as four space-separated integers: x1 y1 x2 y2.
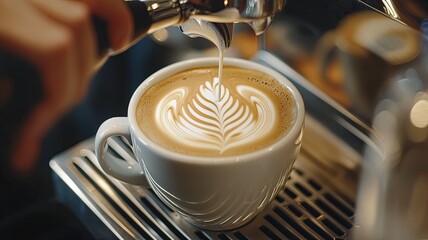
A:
155 78 277 153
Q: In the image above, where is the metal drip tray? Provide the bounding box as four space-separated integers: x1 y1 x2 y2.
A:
50 52 376 239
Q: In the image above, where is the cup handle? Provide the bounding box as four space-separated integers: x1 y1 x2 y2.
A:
94 117 148 186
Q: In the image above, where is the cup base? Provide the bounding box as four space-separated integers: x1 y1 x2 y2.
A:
181 214 256 231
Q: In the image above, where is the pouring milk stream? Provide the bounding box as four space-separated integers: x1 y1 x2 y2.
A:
180 20 233 101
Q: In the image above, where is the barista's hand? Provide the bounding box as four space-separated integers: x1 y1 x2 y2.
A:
0 0 133 173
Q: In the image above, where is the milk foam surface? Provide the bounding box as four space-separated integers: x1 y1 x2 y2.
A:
137 67 296 157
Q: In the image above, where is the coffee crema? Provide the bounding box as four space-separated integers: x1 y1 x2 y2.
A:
136 66 296 157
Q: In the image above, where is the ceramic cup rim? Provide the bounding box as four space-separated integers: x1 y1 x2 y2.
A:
128 57 305 165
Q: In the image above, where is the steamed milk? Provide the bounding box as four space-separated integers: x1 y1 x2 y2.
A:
136 66 296 157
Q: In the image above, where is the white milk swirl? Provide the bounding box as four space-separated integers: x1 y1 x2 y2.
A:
155 77 276 153
137 66 295 157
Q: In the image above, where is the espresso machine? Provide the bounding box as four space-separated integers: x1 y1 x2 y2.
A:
44 0 428 239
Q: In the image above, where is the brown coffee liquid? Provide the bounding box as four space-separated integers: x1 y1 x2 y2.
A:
136 66 296 157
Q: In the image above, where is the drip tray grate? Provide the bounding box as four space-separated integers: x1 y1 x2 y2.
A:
50 132 357 240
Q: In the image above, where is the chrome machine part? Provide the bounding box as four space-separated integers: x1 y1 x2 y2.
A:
129 0 285 36
123 0 285 58
354 37 428 239
181 0 285 24
179 19 234 49
140 0 182 35
359 0 428 29
248 17 274 36
50 52 377 239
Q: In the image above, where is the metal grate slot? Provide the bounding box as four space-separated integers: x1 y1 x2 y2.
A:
324 193 354 217
322 218 345 237
259 225 283 240
273 207 317 240
284 187 298 199
287 204 303 217
314 199 353 229
336 193 355 210
233 231 250 240
195 230 211 240
217 233 232 240
264 215 300 239
139 197 188 240
274 195 285 203
294 183 312 197
303 219 334 240
300 201 321 218
308 179 322 190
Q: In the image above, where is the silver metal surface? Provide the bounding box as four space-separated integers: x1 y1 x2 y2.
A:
353 39 428 239
180 20 234 49
180 0 286 23
50 52 375 239
130 0 285 36
121 0 285 52
143 0 182 34
359 0 428 29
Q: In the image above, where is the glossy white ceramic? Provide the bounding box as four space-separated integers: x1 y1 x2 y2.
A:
95 57 305 230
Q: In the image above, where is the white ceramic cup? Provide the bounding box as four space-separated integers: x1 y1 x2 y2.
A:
95 57 305 230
